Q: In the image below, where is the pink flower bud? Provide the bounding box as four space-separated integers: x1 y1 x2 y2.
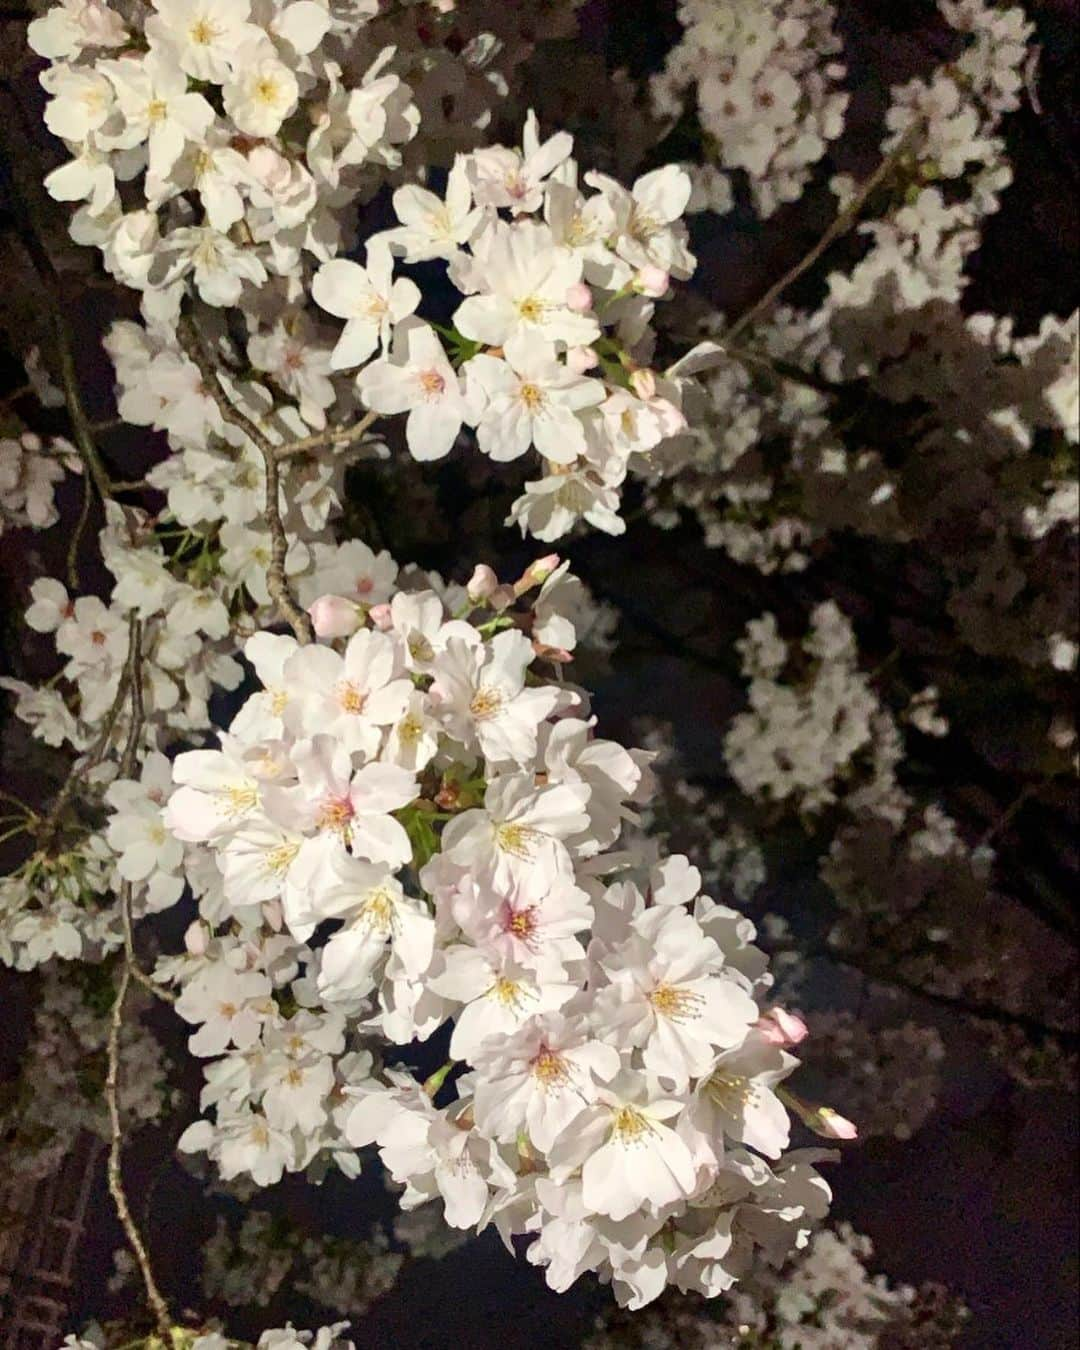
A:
467 563 500 602
533 640 573 663
368 602 393 631
634 265 670 298
566 281 593 313
308 594 362 639
755 1007 809 1047
184 921 209 956
816 1108 859 1141
566 345 599 374
514 554 560 596
629 368 657 400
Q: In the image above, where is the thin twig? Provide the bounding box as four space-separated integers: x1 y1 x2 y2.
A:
822 950 1077 1049
103 605 173 1331
273 409 379 461
105 914 173 1337
118 616 145 778
719 345 843 397
726 127 919 346
978 783 1038 850
0 787 39 820
68 466 94 589
114 629 176 1005
177 317 313 644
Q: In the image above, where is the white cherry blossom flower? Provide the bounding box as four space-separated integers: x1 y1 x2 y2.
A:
437 773 590 891
312 241 420 372
585 165 696 279
101 50 215 179
594 905 759 1088
176 963 273 1056
471 1012 621 1151
381 156 481 263
223 42 299 137
281 628 412 756
453 221 600 348
688 1037 797 1160
548 1072 698 1221
468 108 573 215
356 319 467 461
146 0 256 84
430 628 562 764
430 947 576 1063
466 334 604 464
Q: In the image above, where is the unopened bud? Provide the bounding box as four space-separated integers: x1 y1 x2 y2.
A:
815 1107 858 1140
368 602 393 631
780 1086 858 1141
308 594 362 639
566 345 599 374
184 921 209 956
566 281 593 312
633 264 670 297
467 563 499 603
514 554 560 596
755 1007 809 1047
533 639 573 663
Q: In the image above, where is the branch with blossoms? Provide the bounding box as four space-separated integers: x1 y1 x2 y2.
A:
24 0 1068 1341
1 1 1064 1344
0 0 884 1337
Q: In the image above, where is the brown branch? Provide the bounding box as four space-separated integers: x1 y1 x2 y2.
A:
104 608 174 1330
822 950 1078 1050
116 626 178 1004
718 345 843 397
725 126 919 346
105 912 173 1338
177 317 313 644
273 409 379 461
36 699 126 858
67 466 94 589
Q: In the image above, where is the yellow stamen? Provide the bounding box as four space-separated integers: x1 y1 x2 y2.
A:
648 983 705 1023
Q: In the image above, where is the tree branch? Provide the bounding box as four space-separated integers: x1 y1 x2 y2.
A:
725 127 919 346
177 316 313 644
105 915 173 1338
823 950 1078 1050
273 408 379 461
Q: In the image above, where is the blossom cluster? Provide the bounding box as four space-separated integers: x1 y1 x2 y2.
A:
0 498 252 966
0 428 80 533
587 1222 969 1349
836 0 1034 310
64 1323 356 1350
307 122 697 539
158 554 843 1308
30 0 709 544
0 962 173 1182
199 1208 402 1315
30 0 419 315
724 603 903 818
652 0 848 218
